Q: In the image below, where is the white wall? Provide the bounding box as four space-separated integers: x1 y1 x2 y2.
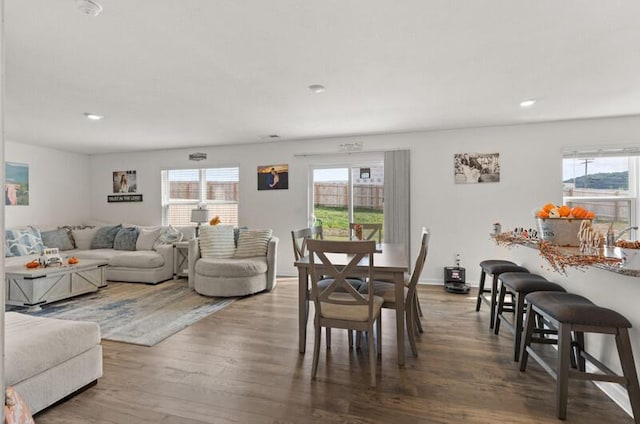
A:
4 140 91 228
88 115 640 283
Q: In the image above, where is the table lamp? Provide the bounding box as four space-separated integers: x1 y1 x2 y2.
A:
191 208 209 237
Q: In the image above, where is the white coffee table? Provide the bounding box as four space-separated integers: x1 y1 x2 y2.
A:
5 259 108 310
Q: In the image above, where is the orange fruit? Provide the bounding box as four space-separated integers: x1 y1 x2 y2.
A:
585 211 595 219
542 203 556 212
570 207 587 219
536 210 549 219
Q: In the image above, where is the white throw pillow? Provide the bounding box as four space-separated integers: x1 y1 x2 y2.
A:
72 227 99 250
136 227 163 251
200 225 235 258
234 229 272 258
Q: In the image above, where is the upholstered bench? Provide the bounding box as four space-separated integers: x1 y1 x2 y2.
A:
5 312 103 414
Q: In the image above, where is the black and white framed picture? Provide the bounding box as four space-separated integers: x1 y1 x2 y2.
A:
113 170 137 193
454 153 500 184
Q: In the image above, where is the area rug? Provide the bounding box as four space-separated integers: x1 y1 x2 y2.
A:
12 280 235 347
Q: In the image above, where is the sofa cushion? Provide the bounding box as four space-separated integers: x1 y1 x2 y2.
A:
91 225 123 249
113 227 139 251
153 225 183 249
200 225 235 259
41 228 75 251
136 227 162 251
73 249 122 261
234 229 272 258
71 227 99 250
5 227 45 257
196 256 268 278
4 312 100 385
108 251 165 268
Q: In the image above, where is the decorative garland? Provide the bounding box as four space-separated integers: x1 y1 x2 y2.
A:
493 233 621 275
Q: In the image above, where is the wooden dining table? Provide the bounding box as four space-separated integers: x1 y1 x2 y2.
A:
294 243 409 366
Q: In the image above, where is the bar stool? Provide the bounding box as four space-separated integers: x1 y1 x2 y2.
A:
475 260 529 329
520 291 640 422
493 272 566 361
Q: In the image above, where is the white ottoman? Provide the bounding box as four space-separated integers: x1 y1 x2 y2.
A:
5 312 103 414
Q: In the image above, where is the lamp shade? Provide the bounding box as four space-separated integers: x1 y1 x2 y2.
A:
190 209 209 223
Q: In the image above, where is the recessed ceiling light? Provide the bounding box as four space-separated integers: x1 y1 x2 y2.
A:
84 113 103 121
520 99 536 108
76 0 103 16
308 84 326 93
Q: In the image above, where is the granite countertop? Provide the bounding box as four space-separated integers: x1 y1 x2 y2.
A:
493 233 640 277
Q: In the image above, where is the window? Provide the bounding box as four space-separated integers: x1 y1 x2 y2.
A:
562 148 638 237
161 167 239 227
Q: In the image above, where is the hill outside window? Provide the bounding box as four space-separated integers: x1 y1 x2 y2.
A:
562 147 638 237
161 167 239 227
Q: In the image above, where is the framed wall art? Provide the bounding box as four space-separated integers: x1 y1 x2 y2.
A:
454 153 500 184
257 164 289 190
5 162 29 206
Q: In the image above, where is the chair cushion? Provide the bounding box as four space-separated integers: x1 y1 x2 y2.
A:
200 225 235 259
196 257 268 278
526 292 631 328
500 272 565 294
316 278 365 292
108 251 165 268
234 229 272 258
480 259 528 275
320 293 384 321
358 280 408 303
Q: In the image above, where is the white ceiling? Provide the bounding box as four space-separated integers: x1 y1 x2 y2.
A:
5 1 640 155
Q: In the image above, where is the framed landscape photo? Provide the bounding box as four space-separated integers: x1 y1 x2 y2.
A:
5 162 29 206
454 153 500 184
257 164 289 190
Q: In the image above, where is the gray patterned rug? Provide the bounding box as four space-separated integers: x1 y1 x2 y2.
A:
10 280 235 346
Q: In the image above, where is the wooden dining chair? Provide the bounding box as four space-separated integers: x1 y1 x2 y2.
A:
307 239 383 386
358 228 430 357
349 223 383 243
291 226 323 261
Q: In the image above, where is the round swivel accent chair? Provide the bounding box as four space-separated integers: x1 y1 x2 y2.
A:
475 260 529 329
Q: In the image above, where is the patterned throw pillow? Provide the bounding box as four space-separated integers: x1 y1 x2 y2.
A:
113 227 139 251
200 225 235 258
5 227 45 257
90 225 123 249
234 229 273 258
153 225 183 249
4 386 35 424
41 228 75 251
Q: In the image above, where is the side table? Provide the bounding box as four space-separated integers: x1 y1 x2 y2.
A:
173 241 190 279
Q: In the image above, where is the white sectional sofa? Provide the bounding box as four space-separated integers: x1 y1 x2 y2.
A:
4 224 196 285
5 312 103 414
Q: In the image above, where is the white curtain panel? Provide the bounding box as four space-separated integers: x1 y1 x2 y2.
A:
384 149 411 264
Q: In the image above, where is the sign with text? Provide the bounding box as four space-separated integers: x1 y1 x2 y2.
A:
107 194 143 203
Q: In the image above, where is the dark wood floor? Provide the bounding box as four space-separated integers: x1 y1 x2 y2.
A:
36 279 633 423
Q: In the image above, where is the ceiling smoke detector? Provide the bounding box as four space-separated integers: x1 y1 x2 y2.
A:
76 0 103 16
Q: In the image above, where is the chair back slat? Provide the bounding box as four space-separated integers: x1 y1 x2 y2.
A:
307 239 376 313
349 223 382 243
407 228 430 293
291 226 323 260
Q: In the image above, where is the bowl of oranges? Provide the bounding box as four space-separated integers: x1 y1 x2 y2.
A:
535 203 595 246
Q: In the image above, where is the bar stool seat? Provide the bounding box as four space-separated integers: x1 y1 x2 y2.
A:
494 272 566 361
476 260 529 329
520 291 640 422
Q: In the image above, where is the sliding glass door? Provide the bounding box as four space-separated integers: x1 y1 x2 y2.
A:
311 165 384 240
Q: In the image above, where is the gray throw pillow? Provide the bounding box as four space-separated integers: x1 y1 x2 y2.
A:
41 228 75 251
113 227 139 251
90 224 123 249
